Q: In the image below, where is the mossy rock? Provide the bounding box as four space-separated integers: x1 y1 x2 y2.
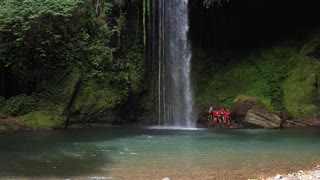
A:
18 111 66 130
232 95 282 128
0 113 28 133
68 109 117 125
0 122 25 133
232 95 265 117
71 77 126 115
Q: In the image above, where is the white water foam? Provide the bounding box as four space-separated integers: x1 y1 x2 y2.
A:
146 126 206 131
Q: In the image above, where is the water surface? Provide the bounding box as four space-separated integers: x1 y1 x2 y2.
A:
0 128 320 179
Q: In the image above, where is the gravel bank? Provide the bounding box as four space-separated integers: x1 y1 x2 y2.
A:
256 165 320 180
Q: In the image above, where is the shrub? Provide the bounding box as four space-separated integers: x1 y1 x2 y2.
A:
3 94 37 116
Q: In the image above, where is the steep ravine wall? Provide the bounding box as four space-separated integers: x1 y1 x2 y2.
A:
1 0 320 132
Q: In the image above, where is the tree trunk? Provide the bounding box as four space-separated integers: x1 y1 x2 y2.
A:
63 79 82 128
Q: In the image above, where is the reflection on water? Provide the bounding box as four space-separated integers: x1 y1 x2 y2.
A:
0 128 319 179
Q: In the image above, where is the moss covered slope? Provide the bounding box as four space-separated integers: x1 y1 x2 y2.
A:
193 31 320 119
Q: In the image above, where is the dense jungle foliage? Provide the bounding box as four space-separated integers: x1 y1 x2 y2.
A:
0 0 147 128
0 0 319 130
193 36 320 118
191 0 320 119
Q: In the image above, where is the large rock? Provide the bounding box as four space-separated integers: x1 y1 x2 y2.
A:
138 111 156 126
233 95 257 119
0 113 29 133
282 117 320 128
244 108 282 128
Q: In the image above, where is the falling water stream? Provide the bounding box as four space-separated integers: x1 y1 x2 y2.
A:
157 0 194 127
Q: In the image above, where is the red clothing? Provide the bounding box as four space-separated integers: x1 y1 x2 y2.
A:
225 111 231 118
213 110 218 117
217 110 221 116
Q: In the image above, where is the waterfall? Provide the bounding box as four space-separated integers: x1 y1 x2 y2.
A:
155 0 195 127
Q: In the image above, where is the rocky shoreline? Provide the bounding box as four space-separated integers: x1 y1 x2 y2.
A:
1 100 320 134
1 113 320 134
254 165 320 180
0 113 30 133
197 95 320 129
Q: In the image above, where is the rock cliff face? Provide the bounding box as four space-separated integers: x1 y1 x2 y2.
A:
244 108 282 128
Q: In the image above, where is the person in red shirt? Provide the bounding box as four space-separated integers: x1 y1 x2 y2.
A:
225 109 231 125
221 109 226 124
216 109 221 123
213 109 218 124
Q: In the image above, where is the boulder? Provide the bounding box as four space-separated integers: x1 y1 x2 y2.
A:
0 113 29 133
282 119 320 128
244 108 282 128
233 95 257 119
138 111 156 126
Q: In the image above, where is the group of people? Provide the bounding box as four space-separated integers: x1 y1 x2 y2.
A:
208 107 231 125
